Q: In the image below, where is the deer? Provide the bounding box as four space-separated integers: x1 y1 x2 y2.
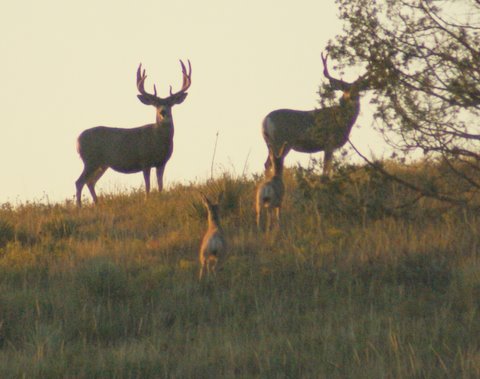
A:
199 192 226 280
262 52 371 177
75 60 192 207
256 143 287 233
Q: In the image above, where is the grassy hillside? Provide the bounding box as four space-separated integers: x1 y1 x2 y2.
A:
0 162 479 378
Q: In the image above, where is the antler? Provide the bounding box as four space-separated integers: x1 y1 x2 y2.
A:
321 52 351 91
137 60 192 105
136 64 158 102
169 59 192 100
321 52 371 92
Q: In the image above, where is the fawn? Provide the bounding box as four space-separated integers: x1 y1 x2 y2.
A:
256 143 287 232
199 193 226 280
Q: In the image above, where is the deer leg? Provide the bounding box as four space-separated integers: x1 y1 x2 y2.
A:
76 165 102 207
264 146 290 174
75 172 87 207
256 197 263 231
323 149 334 177
275 207 281 229
156 165 166 192
86 183 98 205
143 168 151 195
266 208 272 234
264 154 272 173
86 167 107 205
199 262 205 280
206 260 211 276
279 145 290 160
256 199 268 233
256 209 263 232
211 258 217 276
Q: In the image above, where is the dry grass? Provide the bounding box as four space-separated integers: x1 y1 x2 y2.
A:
0 163 478 378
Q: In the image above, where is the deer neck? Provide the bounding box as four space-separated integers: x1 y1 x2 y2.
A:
271 164 283 180
156 114 174 128
153 114 175 144
337 95 360 128
340 93 360 111
154 105 173 128
207 212 222 230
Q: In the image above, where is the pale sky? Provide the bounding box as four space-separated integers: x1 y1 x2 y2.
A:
0 0 385 204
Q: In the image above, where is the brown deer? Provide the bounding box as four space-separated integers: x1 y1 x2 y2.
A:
256 143 287 232
75 60 192 206
199 193 226 280
262 53 371 177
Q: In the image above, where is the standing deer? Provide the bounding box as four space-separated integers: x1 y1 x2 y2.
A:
262 52 371 177
256 143 287 232
75 60 192 206
199 193 226 280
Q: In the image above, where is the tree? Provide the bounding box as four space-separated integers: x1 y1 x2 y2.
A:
324 0 480 204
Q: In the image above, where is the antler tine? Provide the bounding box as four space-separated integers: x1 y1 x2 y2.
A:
136 63 159 100
180 59 187 74
321 51 341 83
137 60 191 103
180 60 188 90
136 63 146 93
179 59 192 92
136 63 143 81
321 52 330 78
167 59 192 100
320 51 351 91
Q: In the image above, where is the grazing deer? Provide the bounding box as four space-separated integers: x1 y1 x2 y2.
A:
262 52 371 177
199 193 226 280
256 143 287 232
75 60 192 206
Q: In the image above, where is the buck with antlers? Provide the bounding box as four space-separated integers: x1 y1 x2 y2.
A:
262 53 371 177
75 60 192 206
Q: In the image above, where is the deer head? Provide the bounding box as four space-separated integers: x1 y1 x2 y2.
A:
267 142 288 177
200 191 224 228
321 52 371 101
136 60 192 123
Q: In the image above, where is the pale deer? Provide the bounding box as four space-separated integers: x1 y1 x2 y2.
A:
262 53 371 177
75 60 192 206
256 143 287 232
199 193 226 280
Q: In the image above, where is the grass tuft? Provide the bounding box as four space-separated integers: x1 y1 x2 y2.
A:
0 161 479 377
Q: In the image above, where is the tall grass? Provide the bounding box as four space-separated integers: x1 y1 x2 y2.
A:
0 163 478 378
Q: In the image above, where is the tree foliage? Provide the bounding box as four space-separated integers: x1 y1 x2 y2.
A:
325 0 480 203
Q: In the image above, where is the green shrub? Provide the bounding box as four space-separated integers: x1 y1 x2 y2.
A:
75 257 129 303
0 220 15 248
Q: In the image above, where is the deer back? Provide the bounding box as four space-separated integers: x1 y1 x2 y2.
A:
263 109 320 153
77 124 174 174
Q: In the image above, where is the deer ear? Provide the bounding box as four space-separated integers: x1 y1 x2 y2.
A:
199 192 211 207
328 78 352 92
355 74 372 92
137 94 153 105
169 92 188 106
